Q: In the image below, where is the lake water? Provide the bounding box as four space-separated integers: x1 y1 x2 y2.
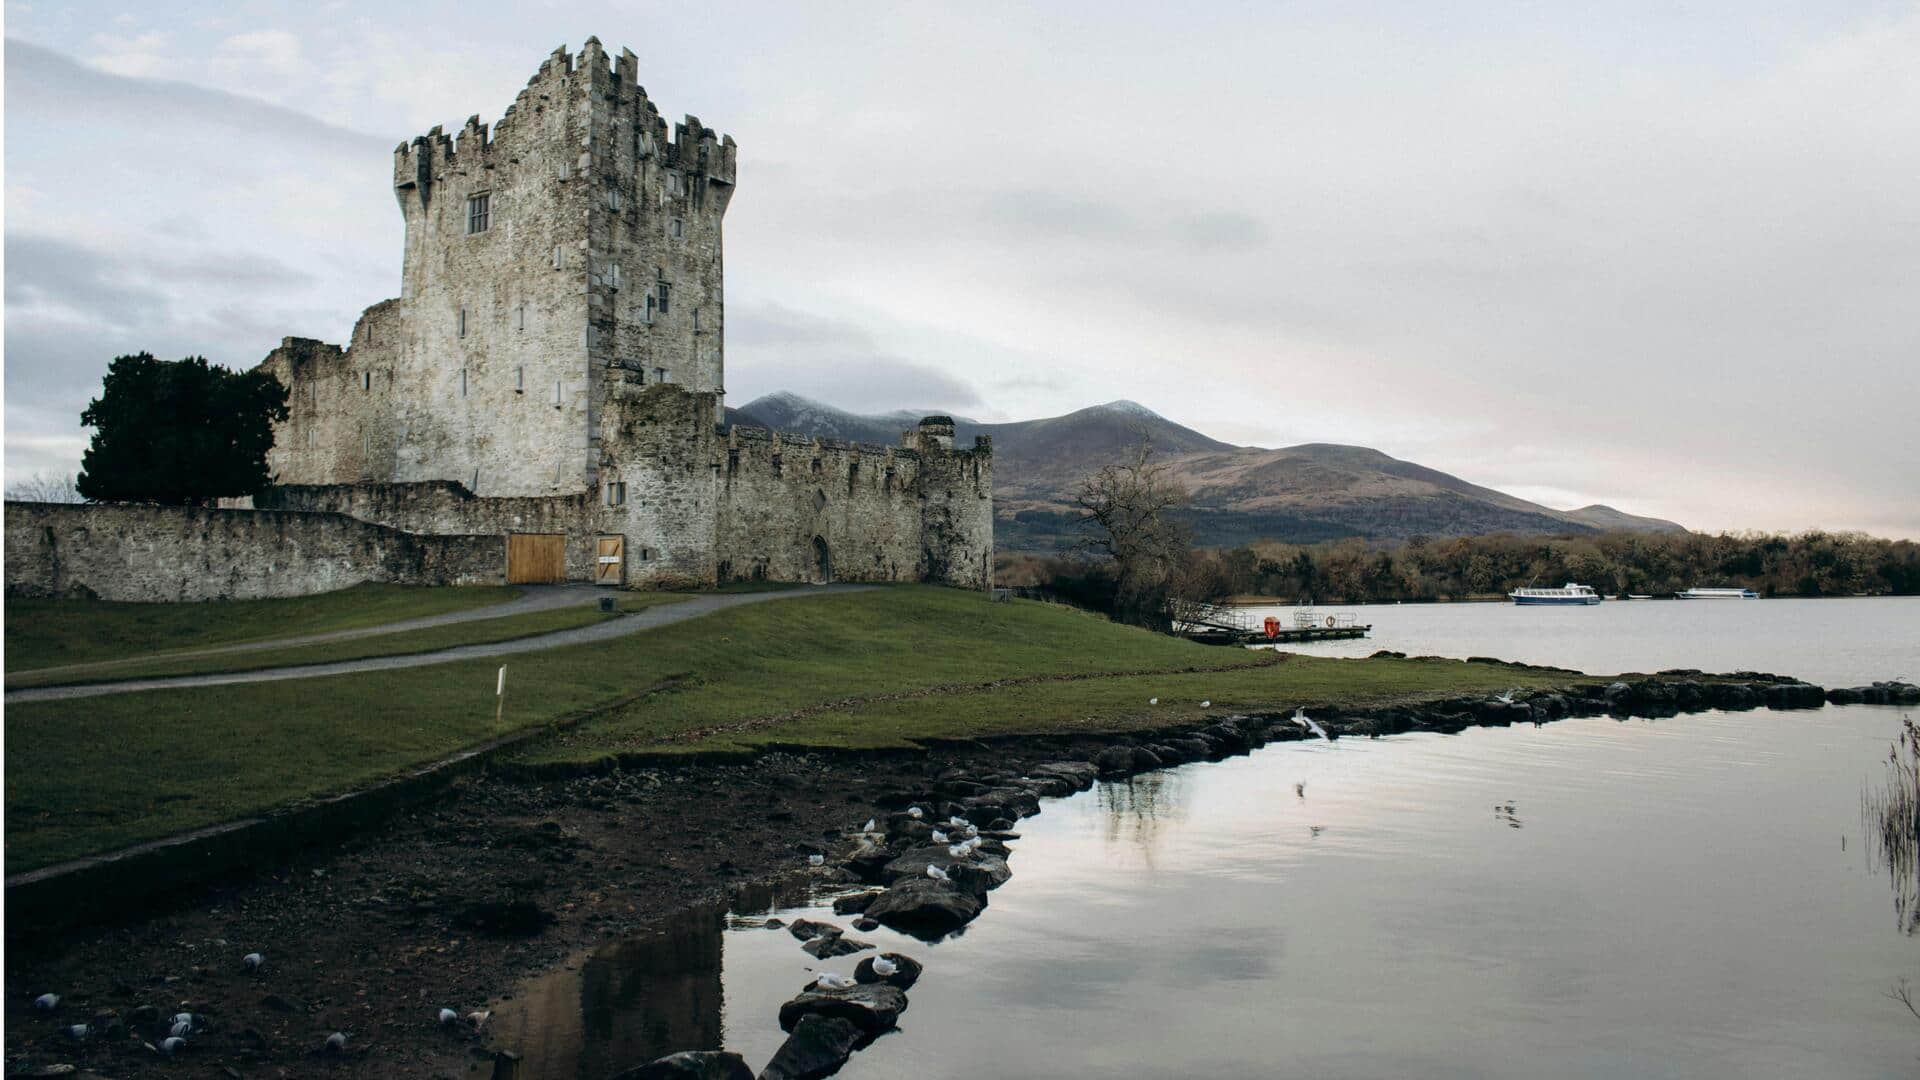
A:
494 597 1920 1078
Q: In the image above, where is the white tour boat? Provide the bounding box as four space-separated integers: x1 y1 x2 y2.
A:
1508 583 1602 606
1676 586 1759 599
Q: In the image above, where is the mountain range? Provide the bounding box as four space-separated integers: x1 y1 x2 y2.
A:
727 392 1684 550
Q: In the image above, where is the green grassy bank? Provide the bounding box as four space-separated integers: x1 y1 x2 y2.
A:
3 586 1581 872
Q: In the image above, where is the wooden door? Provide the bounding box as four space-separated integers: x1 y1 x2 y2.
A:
595 535 625 586
507 533 566 584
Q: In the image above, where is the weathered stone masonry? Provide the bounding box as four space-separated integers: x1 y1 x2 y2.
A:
254 38 992 590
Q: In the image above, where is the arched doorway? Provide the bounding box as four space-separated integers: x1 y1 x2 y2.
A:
812 536 832 584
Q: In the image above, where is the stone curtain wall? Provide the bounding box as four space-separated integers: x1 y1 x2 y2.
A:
3 503 503 602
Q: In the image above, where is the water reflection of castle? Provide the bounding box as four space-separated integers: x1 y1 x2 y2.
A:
495 904 724 1078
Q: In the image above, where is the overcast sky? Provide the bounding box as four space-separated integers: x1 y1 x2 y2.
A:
5 1 1916 536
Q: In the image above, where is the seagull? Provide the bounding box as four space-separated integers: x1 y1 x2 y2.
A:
1200 700 1212 708
467 1011 492 1030
242 951 265 972
808 854 825 867
68 1024 92 1041
171 1019 193 1038
862 819 876 834
1149 697 1159 705
159 1036 186 1055
948 816 969 829
1291 707 1329 740
963 824 979 839
171 1013 201 1033
324 1032 349 1054
32 993 58 1012
908 807 924 819
948 843 970 859
931 829 949 843
926 864 950 881
871 957 898 978
1495 689 1518 705
438 1008 459 1025
814 971 857 990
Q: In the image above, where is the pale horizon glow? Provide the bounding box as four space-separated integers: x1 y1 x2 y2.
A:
4 2 1916 537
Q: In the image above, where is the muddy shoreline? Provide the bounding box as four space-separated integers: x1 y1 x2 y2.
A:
7 669 1913 1078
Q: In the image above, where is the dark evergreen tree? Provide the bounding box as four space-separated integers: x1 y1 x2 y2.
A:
77 353 290 504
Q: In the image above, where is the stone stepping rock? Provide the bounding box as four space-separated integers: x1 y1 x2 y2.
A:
777 983 908 1041
864 878 983 939
854 952 922 990
800 934 872 959
757 1014 863 1080
786 918 841 942
611 1049 753 1079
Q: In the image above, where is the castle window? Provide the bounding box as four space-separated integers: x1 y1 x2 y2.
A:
812 489 827 512
362 371 370 392
466 193 490 234
458 307 467 338
655 281 670 314
607 262 621 289
514 304 526 331
641 295 655 324
636 130 653 160
655 367 668 384
460 369 468 397
515 366 525 393
691 308 701 332
553 245 564 269
552 380 563 408
608 187 622 211
668 217 684 240
667 173 684 197
604 481 627 507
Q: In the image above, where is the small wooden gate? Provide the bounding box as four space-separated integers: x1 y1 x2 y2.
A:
506 533 566 584
595 535 625 586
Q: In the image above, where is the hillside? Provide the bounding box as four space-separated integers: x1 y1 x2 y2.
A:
728 393 1685 549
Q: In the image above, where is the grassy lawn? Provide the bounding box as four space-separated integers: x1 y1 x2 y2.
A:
4 583 521 671
3 587 1581 872
3 594 688 689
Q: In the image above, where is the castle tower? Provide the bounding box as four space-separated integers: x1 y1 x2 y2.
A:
266 39 735 496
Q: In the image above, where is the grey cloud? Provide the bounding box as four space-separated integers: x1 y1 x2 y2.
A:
4 37 397 151
980 187 1137 239
1180 211 1268 251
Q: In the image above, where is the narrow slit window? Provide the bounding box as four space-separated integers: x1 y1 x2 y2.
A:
362 371 371 392
514 304 526 331
460 368 468 397
515 365 525 393
552 380 563 408
668 218 683 240
608 187 622 211
553 245 564 270
642 295 656 324
466 192 490 234
608 262 621 289
691 308 701 332
457 307 467 338
656 281 670 314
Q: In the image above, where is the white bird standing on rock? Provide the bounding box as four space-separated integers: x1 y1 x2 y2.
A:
159 1036 185 1056
948 843 970 859
438 1008 459 1025
931 829 949 844
872 957 898 977
964 824 979 838
815 971 857 990
908 807 924 819
949 816 969 829
926 864 950 881
1150 698 1159 705
862 819 877 834
33 993 58 1012
808 854 825 867
1292 707 1329 740
324 1032 348 1054
1200 700 1212 708
170 1019 193 1038
242 951 265 972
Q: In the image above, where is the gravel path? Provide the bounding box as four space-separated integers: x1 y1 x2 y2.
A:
6 585 874 704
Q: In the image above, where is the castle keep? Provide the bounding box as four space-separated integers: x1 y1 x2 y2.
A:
254 39 993 590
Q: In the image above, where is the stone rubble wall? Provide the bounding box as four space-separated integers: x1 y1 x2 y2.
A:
3 502 503 602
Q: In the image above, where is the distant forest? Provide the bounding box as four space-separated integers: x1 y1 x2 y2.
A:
1197 530 1920 603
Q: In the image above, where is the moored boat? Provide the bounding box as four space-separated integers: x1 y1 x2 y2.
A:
1676 586 1759 599
1508 583 1602 606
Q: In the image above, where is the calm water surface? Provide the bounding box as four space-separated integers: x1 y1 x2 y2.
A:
494 599 1920 1078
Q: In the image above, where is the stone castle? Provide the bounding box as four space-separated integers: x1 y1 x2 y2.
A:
254 38 992 589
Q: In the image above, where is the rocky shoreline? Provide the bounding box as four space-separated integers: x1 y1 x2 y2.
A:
7 667 1916 1078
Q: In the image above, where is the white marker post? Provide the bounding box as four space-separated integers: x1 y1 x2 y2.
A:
494 665 507 726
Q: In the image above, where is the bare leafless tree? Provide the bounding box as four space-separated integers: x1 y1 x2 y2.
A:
1073 437 1198 626
4 471 84 503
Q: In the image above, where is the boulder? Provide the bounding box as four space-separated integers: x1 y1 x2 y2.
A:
854 952 923 990
963 787 1042 820
864 878 984 937
841 843 895 882
851 916 880 932
777 982 909 1040
945 855 1012 895
801 934 872 959
612 1050 753 1080
757 1014 863 1080
787 919 842 942
831 890 886 915
1093 746 1135 777
1711 683 1762 710
1764 682 1825 710
1026 761 1098 790
1827 686 1867 705
1131 747 1166 770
